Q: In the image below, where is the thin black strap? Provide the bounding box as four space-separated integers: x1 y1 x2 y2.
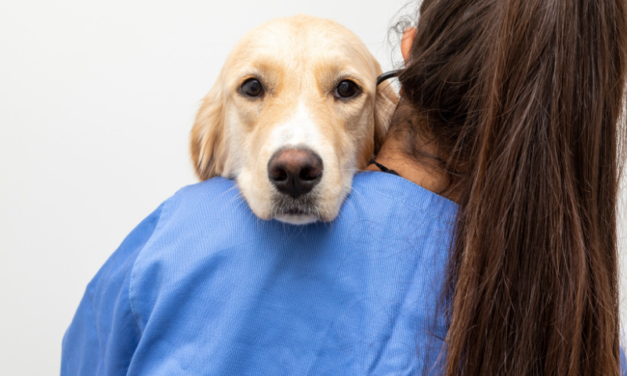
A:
376 70 401 86
369 159 400 176
372 71 402 177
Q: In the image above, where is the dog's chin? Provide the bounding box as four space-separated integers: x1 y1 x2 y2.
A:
269 193 325 225
274 213 319 225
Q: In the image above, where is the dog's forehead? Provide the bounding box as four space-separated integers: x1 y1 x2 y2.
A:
227 15 376 76
255 16 362 51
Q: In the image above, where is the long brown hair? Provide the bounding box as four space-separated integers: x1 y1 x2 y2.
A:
394 0 627 374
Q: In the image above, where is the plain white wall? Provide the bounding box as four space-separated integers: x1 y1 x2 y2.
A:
1 0 626 375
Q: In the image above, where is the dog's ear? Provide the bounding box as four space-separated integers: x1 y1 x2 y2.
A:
190 79 228 181
373 80 398 155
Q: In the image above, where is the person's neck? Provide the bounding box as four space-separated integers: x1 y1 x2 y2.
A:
365 131 457 203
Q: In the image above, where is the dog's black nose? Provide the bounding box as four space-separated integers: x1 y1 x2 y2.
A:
268 148 323 199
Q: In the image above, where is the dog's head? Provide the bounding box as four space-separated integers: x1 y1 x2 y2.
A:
191 15 398 224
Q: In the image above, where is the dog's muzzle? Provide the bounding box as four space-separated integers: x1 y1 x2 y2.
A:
267 147 324 221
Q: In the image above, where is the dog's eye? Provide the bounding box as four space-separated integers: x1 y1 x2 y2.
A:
335 80 360 99
241 78 263 97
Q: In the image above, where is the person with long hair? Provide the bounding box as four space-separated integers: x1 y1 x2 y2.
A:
370 0 627 373
62 0 627 375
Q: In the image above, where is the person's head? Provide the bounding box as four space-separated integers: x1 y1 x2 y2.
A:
394 0 627 374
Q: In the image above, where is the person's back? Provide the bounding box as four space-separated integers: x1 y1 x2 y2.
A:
62 172 457 375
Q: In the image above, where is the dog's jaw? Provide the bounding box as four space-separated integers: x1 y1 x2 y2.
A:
237 167 350 225
274 214 318 225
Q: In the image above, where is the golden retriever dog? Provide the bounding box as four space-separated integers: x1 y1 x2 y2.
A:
190 15 397 225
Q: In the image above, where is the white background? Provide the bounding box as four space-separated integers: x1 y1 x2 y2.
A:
1 0 625 374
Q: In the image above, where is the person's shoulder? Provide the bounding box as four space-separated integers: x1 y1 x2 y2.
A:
163 177 242 216
151 177 252 238
348 171 458 226
173 177 238 204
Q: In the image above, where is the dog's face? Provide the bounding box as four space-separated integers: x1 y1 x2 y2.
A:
191 15 397 224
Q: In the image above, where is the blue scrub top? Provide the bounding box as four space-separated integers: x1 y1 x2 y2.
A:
61 172 470 374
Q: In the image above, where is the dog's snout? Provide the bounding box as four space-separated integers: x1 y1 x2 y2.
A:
268 148 323 199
